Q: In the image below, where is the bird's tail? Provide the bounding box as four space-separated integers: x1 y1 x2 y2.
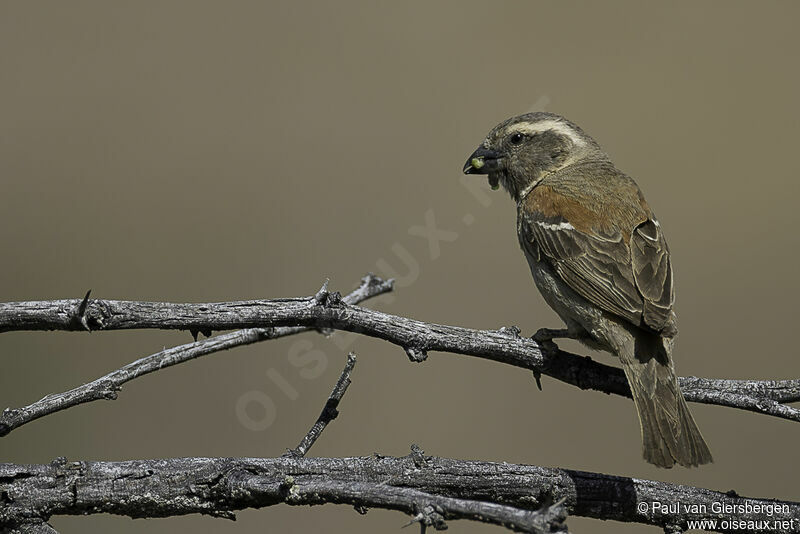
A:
619 333 712 468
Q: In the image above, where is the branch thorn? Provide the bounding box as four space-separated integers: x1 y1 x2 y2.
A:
315 278 331 303
403 504 447 531
209 509 237 521
405 347 427 363
533 370 543 391
409 444 428 467
71 289 93 332
498 325 521 338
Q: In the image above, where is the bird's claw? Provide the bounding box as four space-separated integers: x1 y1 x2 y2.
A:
532 328 570 343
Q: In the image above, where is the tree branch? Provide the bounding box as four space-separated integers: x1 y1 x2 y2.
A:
1 453 796 533
284 352 357 458
0 275 393 438
281 478 567 534
2 280 798 434
5 520 59 533
275 353 572 533
271 353 572 533
3 276 799 532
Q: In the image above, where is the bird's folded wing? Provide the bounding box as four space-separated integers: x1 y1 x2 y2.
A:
630 218 674 332
522 206 674 333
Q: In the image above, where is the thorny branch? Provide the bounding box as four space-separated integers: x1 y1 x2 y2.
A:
0 275 393 437
2 274 799 532
1 276 798 440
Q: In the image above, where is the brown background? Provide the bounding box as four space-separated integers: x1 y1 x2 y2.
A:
1 1 799 533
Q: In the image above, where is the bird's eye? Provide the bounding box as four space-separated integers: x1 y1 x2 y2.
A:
509 133 525 145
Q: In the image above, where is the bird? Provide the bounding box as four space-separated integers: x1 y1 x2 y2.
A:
463 112 712 468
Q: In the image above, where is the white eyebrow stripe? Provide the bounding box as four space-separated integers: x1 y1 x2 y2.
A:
506 120 586 146
536 220 574 231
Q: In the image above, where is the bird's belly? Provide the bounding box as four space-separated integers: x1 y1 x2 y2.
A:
524 254 616 352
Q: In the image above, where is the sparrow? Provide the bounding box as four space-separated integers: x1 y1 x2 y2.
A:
463 112 712 468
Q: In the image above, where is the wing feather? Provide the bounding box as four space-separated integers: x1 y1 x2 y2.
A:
526 217 643 325
631 219 674 332
521 172 675 334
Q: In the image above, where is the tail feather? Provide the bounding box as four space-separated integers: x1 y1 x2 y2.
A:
620 334 712 468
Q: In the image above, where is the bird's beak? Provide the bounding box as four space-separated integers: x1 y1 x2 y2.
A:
463 146 501 175
463 146 502 190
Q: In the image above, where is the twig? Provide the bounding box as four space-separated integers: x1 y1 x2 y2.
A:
0 275 393 438
281 479 568 534
1 453 796 533
285 352 357 458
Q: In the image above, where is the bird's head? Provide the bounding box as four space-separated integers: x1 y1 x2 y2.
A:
463 112 603 201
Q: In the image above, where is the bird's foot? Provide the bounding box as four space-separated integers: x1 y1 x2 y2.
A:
532 328 572 355
532 328 572 343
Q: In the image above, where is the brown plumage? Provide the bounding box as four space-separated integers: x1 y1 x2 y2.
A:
464 112 712 468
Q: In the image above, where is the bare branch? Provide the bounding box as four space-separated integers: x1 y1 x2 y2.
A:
285 352 357 458
0 275 393 437
1 453 796 533
281 479 567 534
6 520 59 533
0 274 396 334
2 282 797 426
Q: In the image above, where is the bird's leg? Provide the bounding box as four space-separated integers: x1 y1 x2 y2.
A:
533 325 606 354
529 327 582 390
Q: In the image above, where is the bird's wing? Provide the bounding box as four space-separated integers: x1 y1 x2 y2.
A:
630 217 674 332
521 179 674 334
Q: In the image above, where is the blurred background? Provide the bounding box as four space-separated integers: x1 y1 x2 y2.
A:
1 1 799 532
